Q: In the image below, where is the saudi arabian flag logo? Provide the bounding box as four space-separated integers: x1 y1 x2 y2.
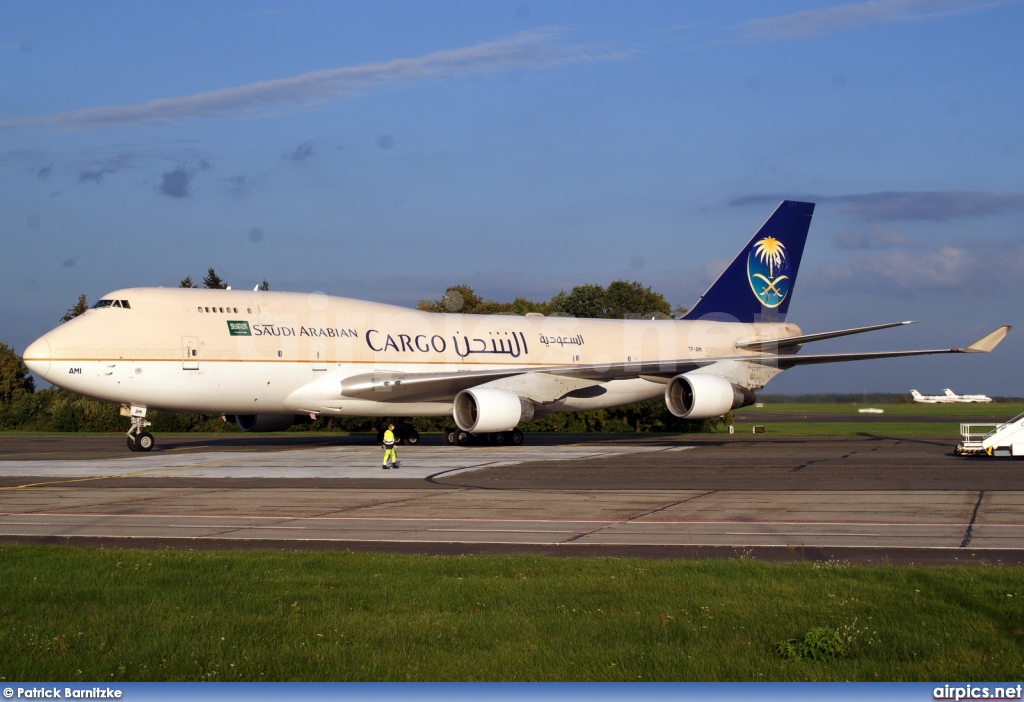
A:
747 236 790 308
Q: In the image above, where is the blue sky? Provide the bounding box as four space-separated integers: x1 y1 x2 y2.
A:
2 0 1022 395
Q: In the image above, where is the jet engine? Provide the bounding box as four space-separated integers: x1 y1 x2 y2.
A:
453 388 536 433
664 373 756 419
234 414 297 432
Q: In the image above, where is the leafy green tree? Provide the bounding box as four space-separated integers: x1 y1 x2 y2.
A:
509 296 548 316
259 279 270 291
418 285 482 313
0 343 35 405
203 268 227 289
605 280 672 319
61 294 88 323
420 281 680 319
419 285 549 316
547 281 674 319
548 284 607 318
179 276 195 288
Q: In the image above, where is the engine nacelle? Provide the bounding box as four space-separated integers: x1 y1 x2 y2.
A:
234 414 297 432
453 388 535 433
664 373 756 419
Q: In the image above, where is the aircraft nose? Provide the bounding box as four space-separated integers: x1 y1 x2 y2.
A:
23 335 52 380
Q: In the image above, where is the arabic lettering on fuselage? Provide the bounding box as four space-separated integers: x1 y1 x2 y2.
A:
538 334 585 348
452 331 528 359
253 325 358 338
365 330 529 359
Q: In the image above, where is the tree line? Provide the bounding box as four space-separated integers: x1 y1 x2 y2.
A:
417 280 684 319
1 278 727 434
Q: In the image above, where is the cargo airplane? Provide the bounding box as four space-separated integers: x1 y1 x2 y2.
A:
22 201 1010 451
911 389 994 403
943 388 993 403
911 389 951 403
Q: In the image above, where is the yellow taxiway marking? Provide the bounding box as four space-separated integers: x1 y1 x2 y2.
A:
0 459 243 491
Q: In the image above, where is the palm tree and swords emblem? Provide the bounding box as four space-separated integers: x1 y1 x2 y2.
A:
747 236 790 308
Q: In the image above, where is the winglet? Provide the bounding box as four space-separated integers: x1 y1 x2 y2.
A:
963 326 1011 353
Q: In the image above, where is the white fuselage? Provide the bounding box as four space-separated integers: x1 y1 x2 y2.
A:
943 389 993 403
23 287 799 418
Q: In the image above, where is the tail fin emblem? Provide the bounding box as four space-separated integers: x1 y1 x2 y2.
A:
748 236 790 308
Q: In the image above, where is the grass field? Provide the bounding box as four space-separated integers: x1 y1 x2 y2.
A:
728 421 967 437
1 546 1023 682
740 402 1024 418
722 402 1024 438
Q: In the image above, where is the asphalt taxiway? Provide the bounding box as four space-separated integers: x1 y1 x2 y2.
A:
1 433 1022 564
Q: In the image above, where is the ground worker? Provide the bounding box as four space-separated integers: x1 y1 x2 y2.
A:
382 423 398 470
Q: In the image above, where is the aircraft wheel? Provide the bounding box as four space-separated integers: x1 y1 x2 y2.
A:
442 429 456 446
127 436 139 452
136 432 155 452
489 432 506 446
509 429 524 446
455 430 471 446
404 429 420 446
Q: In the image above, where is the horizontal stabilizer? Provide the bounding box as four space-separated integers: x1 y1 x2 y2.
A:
963 325 1011 353
736 320 914 352
750 326 1011 369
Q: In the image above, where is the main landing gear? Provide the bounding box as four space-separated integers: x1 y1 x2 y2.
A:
442 428 524 447
123 404 155 452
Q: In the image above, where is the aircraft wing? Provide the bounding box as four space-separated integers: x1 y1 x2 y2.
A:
338 358 715 403
735 320 914 352
338 326 1009 402
761 325 1010 369
339 368 567 403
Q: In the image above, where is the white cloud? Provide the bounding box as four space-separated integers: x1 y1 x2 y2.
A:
834 226 911 250
814 244 1024 293
0 28 608 132
732 191 1024 221
832 191 1024 221
736 0 1013 41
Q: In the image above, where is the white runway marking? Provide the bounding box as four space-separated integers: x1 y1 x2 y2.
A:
3 498 1023 549
0 443 680 482
2 442 1020 552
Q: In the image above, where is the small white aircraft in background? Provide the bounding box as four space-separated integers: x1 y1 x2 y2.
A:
943 388 993 403
911 389 993 403
911 389 951 403
23 201 1010 452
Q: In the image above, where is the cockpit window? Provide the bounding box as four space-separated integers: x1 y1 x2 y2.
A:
92 299 131 309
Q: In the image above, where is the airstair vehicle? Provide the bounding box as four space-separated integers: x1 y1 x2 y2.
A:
957 411 1024 457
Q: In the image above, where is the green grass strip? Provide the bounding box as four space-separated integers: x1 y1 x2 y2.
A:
741 402 1024 418
726 422 964 437
1 546 1022 681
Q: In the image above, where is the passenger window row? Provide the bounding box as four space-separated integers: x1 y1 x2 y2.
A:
198 306 242 314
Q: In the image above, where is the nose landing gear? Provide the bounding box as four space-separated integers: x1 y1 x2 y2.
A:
123 404 155 452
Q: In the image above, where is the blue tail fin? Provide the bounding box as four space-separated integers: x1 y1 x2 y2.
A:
681 200 814 323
